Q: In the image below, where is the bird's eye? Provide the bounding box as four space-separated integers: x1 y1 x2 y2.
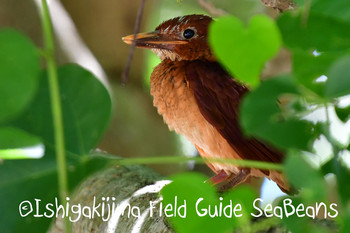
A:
183 29 195 39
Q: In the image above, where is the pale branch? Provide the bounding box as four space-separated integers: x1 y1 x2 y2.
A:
198 0 296 15
197 0 228 17
260 0 296 12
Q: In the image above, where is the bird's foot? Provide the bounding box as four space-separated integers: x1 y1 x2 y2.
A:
207 169 229 185
218 168 251 192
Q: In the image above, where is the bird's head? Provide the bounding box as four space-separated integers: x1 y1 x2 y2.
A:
122 14 214 61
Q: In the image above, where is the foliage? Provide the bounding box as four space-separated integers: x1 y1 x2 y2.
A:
1 0 350 233
161 173 255 233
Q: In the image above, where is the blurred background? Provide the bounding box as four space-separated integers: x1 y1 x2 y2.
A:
0 0 287 194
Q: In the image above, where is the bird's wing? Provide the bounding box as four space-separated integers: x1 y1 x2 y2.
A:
185 60 283 164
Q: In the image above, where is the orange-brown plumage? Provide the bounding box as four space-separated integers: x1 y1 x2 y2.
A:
123 14 289 192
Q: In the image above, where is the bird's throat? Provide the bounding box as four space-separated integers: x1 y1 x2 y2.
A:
152 48 182 61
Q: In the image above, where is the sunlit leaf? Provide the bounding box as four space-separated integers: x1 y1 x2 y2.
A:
161 173 228 233
161 173 256 233
209 15 281 88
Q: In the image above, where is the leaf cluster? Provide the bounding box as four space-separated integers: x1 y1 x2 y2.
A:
0 29 112 232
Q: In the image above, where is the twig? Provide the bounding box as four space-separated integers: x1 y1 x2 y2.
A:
197 0 228 17
121 0 146 85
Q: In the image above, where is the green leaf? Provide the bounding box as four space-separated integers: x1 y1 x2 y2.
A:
280 197 329 233
335 104 350 123
209 15 281 88
292 50 343 96
325 55 350 98
277 12 350 51
0 29 40 123
0 151 111 233
334 159 350 205
284 151 327 201
320 158 334 175
293 0 304 7
280 197 311 233
320 158 350 228
0 127 42 150
296 0 350 24
222 186 255 227
13 64 112 155
0 64 112 233
311 0 350 23
161 173 226 233
340 206 350 233
161 172 256 233
0 127 44 159
295 0 350 23
240 76 315 150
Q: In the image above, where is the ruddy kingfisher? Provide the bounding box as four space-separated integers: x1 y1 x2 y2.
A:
123 14 289 192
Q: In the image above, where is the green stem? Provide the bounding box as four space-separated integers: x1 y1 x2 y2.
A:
40 0 70 231
323 103 341 156
96 154 284 171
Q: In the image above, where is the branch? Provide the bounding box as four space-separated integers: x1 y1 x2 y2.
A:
122 0 146 85
198 0 228 17
260 0 296 12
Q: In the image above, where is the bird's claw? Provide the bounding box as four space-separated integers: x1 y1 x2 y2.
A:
207 169 229 184
218 168 251 192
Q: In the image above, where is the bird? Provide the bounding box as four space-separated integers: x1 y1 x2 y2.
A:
123 14 290 193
